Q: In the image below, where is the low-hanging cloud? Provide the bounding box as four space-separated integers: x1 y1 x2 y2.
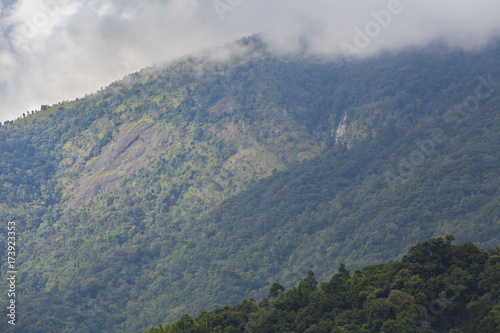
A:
1 0 500 122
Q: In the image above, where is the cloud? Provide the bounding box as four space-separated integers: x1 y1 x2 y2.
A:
1 0 500 122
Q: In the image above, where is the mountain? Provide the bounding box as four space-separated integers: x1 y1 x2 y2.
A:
145 237 500 333
0 36 499 332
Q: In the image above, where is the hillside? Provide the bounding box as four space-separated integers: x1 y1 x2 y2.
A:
145 237 500 333
0 37 499 332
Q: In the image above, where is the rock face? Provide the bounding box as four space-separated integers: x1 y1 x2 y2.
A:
61 119 170 207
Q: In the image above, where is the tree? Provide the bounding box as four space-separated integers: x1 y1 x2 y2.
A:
445 234 456 245
338 263 350 278
304 270 318 290
268 282 285 299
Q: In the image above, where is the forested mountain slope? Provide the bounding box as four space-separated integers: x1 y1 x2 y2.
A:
145 237 500 333
0 37 499 332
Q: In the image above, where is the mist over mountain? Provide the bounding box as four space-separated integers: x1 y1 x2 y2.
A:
0 34 499 332
2 0 500 121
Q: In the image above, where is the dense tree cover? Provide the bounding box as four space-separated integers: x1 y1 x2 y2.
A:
0 37 499 332
144 237 500 333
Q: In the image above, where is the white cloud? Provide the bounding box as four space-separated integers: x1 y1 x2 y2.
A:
1 0 500 122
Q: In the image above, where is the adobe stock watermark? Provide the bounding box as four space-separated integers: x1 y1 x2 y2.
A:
340 0 412 57
384 128 447 191
177 103 293 220
68 268 130 331
385 75 500 191
443 76 500 129
213 0 244 21
6 221 17 326
12 0 62 47
241 238 337 333
411 278 466 332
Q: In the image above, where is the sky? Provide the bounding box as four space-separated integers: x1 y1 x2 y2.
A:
1 0 500 123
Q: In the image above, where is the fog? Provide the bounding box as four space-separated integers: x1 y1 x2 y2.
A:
1 0 500 122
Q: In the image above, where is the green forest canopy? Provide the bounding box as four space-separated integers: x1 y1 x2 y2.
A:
144 237 500 333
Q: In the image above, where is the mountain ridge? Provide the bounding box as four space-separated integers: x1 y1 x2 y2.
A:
0 37 499 332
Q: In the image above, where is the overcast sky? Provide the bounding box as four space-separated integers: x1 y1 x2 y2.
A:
1 0 500 122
